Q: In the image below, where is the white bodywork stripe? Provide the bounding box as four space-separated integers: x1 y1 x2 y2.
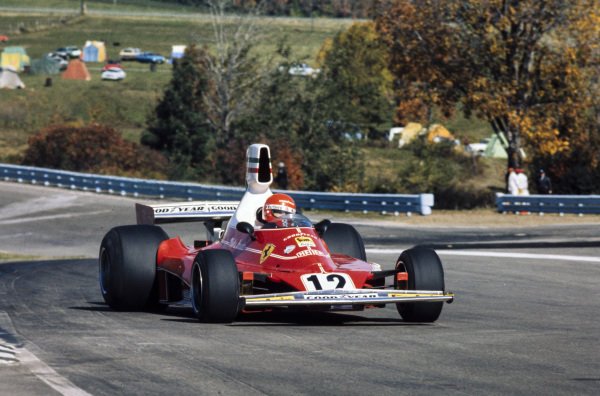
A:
366 248 600 263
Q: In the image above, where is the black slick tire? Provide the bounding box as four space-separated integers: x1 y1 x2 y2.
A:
321 223 367 261
191 249 240 323
395 247 445 323
99 225 168 310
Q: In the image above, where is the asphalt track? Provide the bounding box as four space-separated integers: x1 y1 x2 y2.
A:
1 181 599 395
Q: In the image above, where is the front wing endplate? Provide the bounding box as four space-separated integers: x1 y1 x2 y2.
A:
242 289 454 308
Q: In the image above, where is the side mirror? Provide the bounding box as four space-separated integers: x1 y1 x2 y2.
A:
236 221 256 240
314 219 331 237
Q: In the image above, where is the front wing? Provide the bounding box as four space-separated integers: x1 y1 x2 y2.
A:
242 289 454 308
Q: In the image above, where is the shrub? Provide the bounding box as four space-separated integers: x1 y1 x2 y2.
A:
22 124 167 179
380 137 494 209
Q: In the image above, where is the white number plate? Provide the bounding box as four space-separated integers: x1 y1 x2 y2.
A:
300 273 356 291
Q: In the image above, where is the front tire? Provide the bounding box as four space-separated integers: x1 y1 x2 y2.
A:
395 247 445 322
321 223 367 261
99 225 168 310
191 250 240 323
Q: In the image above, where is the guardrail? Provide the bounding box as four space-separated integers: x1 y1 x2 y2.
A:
496 193 600 215
1 164 434 215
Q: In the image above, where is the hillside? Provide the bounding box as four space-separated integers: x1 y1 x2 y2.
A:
0 3 503 200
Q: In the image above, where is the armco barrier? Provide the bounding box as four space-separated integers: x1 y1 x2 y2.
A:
496 193 600 215
1 164 434 215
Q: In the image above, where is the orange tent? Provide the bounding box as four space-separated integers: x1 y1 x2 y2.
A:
62 59 91 81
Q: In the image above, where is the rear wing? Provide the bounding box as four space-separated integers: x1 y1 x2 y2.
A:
135 201 239 225
136 201 239 241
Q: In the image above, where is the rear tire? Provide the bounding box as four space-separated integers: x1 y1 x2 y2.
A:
321 223 367 261
191 250 240 323
99 225 168 310
395 247 445 322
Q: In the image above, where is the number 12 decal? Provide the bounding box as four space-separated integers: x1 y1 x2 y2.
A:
301 273 356 291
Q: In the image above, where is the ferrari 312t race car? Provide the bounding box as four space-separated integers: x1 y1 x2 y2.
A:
99 144 454 323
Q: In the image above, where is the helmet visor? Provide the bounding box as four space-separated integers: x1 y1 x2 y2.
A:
271 208 294 218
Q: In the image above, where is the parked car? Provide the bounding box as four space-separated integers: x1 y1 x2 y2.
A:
135 52 166 64
101 68 126 81
288 63 320 77
119 47 141 61
54 46 81 59
46 53 68 70
326 120 363 141
467 138 491 156
102 60 123 72
0 35 9 42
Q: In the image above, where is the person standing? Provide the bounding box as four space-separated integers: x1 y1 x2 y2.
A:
274 162 288 190
507 167 518 195
537 169 552 194
515 168 529 195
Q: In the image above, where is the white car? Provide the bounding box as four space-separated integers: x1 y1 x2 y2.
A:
46 53 68 70
55 46 81 59
101 68 126 81
119 47 141 61
467 138 491 156
288 63 320 77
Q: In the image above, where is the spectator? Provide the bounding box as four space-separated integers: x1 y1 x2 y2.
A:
507 167 518 195
515 168 529 195
537 169 552 194
274 162 288 190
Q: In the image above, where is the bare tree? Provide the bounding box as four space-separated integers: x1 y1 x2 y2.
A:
201 0 268 143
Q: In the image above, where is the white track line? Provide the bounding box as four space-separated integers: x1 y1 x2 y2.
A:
16 346 93 396
366 248 600 263
1 312 92 395
0 210 110 225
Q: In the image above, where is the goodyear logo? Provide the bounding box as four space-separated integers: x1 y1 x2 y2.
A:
260 244 276 264
295 237 315 248
305 293 378 300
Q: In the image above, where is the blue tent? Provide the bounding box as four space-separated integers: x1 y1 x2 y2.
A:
82 41 106 62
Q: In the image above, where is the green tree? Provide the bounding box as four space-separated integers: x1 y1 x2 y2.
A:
236 44 366 191
143 46 215 180
316 21 394 140
375 0 598 177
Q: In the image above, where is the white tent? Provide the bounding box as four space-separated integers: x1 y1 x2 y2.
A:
0 67 25 89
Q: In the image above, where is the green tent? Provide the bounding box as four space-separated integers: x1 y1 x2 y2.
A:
29 57 61 75
483 134 508 158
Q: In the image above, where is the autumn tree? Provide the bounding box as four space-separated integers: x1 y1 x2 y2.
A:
316 21 394 140
375 0 599 176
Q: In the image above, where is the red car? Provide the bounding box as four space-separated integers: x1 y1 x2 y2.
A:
101 61 123 72
0 35 8 42
99 144 453 323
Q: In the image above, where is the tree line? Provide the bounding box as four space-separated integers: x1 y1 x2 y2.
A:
152 0 377 18
25 0 600 205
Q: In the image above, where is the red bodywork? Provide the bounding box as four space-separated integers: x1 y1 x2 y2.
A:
155 225 380 307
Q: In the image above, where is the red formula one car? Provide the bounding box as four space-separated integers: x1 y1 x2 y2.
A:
99 144 453 323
